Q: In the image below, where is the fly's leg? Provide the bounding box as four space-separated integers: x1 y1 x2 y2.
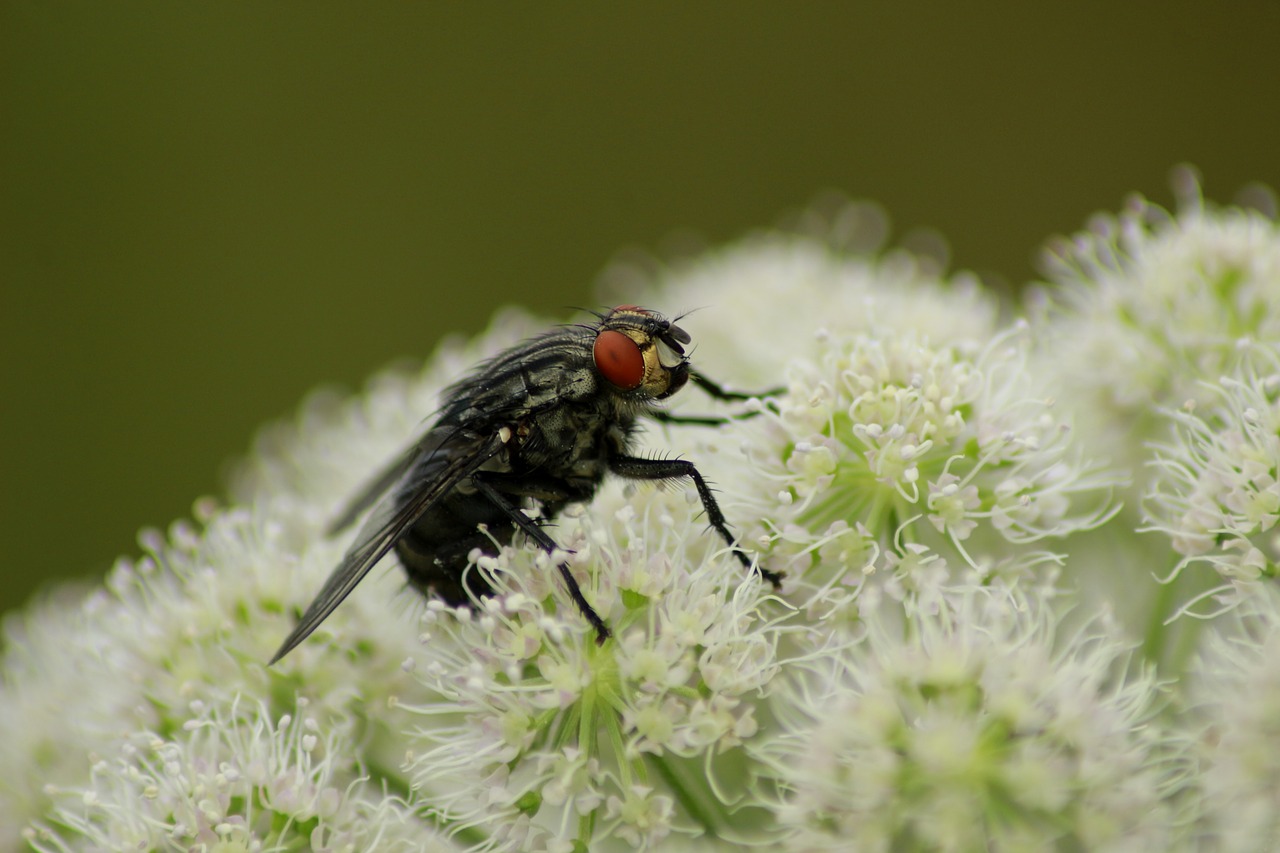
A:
690 371 784 402
470 473 612 645
649 411 743 427
651 372 784 426
608 454 783 588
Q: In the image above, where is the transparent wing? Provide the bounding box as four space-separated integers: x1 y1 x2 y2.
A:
325 442 424 536
269 428 505 664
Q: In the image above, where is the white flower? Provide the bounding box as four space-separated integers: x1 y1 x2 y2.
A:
1032 170 1280 490
1144 343 1280 611
710 323 1115 604
398 489 783 850
1191 589 1280 851
750 586 1194 852
603 215 1116 612
0 587 144 837
599 201 1001 390
6 187 1276 851
25 697 447 852
604 785 676 848
1 499 431 851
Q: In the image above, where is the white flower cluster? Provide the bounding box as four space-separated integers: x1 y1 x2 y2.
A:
6 185 1280 850
1032 168 1280 492
609 224 1115 618
1144 344 1280 611
1192 589 1280 850
1 492 432 847
752 587 1190 852
395 488 783 849
728 324 1116 582
27 698 443 852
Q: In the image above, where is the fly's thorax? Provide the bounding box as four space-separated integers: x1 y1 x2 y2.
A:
513 395 634 485
437 333 596 427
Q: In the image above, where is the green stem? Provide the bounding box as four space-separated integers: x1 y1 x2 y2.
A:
648 754 722 838
448 822 490 849
577 688 599 843
1165 565 1217 678
578 806 596 844
363 756 413 803
1141 560 1181 669
1167 606 1205 681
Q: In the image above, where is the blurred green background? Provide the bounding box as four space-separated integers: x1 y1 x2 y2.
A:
3 3 1279 618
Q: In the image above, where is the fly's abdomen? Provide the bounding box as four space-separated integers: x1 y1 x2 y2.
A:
393 491 518 605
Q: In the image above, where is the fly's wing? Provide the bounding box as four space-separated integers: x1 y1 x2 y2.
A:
325 442 423 536
269 427 506 664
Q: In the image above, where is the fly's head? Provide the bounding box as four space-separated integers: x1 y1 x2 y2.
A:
592 305 691 401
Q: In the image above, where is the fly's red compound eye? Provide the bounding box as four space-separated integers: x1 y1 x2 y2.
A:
594 330 644 389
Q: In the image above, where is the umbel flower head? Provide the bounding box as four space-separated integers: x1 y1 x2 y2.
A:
1144 342 1280 613
602 211 1117 604
396 489 784 849
29 696 445 852
1031 167 1280 495
750 585 1192 852
4 185 1275 850
1191 587 1280 850
7 501 438 852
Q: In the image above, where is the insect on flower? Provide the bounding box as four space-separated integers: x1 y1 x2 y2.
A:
270 305 782 663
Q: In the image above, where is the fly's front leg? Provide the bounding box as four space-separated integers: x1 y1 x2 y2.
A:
608 454 783 588
651 372 784 427
470 472 612 645
690 371 783 403
649 410 742 427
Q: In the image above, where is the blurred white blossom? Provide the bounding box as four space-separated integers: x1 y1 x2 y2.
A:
4 183 1278 851
1191 588 1280 850
1032 167 1280 492
1145 343 1280 612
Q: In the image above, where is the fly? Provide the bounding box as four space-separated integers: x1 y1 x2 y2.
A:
269 305 781 663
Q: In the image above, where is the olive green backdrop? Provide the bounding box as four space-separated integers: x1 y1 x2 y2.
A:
3 3 1279 618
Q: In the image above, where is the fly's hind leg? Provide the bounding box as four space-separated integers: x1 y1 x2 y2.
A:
469 472 612 646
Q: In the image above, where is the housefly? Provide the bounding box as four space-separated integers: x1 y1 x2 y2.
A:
270 305 781 664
